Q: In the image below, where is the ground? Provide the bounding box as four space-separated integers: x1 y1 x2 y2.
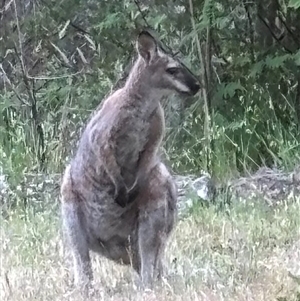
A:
1 195 300 301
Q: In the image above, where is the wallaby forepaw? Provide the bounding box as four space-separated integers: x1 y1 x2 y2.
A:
128 185 139 202
115 186 129 207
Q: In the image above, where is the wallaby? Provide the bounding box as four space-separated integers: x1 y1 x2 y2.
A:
60 30 200 291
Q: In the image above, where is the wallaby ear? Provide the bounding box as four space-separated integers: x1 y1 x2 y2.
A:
136 30 157 63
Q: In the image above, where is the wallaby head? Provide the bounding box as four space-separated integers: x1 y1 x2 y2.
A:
132 30 200 96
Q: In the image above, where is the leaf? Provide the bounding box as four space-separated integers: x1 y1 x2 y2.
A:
84 35 96 51
0 96 15 112
203 0 213 23
288 0 300 9
234 56 251 67
77 47 88 64
59 20 70 39
95 12 122 30
223 82 246 98
152 14 167 30
226 120 245 131
294 49 300 66
249 61 265 78
215 16 232 30
50 42 70 66
265 54 291 69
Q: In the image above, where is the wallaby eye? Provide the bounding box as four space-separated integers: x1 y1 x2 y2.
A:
166 68 179 75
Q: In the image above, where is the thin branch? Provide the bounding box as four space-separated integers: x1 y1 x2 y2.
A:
27 69 83 80
243 0 255 62
0 0 13 15
211 35 228 64
188 1 207 89
134 0 150 27
39 0 90 35
13 0 46 169
0 63 27 105
188 0 212 173
12 0 26 73
277 13 300 47
232 19 251 46
205 1 214 175
69 21 90 35
205 16 212 104
39 0 126 52
257 13 292 54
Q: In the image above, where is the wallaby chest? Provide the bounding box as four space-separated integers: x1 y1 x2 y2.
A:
115 112 153 186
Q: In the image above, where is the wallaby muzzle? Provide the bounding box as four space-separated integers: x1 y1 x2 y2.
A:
180 63 201 96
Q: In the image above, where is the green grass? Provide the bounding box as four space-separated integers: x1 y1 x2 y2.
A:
1 196 300 301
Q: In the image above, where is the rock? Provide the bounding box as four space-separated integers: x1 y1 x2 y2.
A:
191 175 216 201
174 164 300 213
174 172 216 214
229 165 300 205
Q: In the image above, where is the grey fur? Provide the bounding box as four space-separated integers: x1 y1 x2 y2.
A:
60 30 200 291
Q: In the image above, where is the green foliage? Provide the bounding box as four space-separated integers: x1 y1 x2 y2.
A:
1 0 300 198
288 0 300 9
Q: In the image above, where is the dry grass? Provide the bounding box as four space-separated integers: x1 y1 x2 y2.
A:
1 196 300 301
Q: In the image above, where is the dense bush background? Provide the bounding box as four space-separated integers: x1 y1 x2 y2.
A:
1 2 300 300
1 0 300 198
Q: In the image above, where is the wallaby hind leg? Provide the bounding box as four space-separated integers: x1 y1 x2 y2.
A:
138 209 166 286
61 201 93 290
137 163 177 288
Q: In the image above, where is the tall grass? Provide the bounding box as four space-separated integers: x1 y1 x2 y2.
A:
1 194 299 300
